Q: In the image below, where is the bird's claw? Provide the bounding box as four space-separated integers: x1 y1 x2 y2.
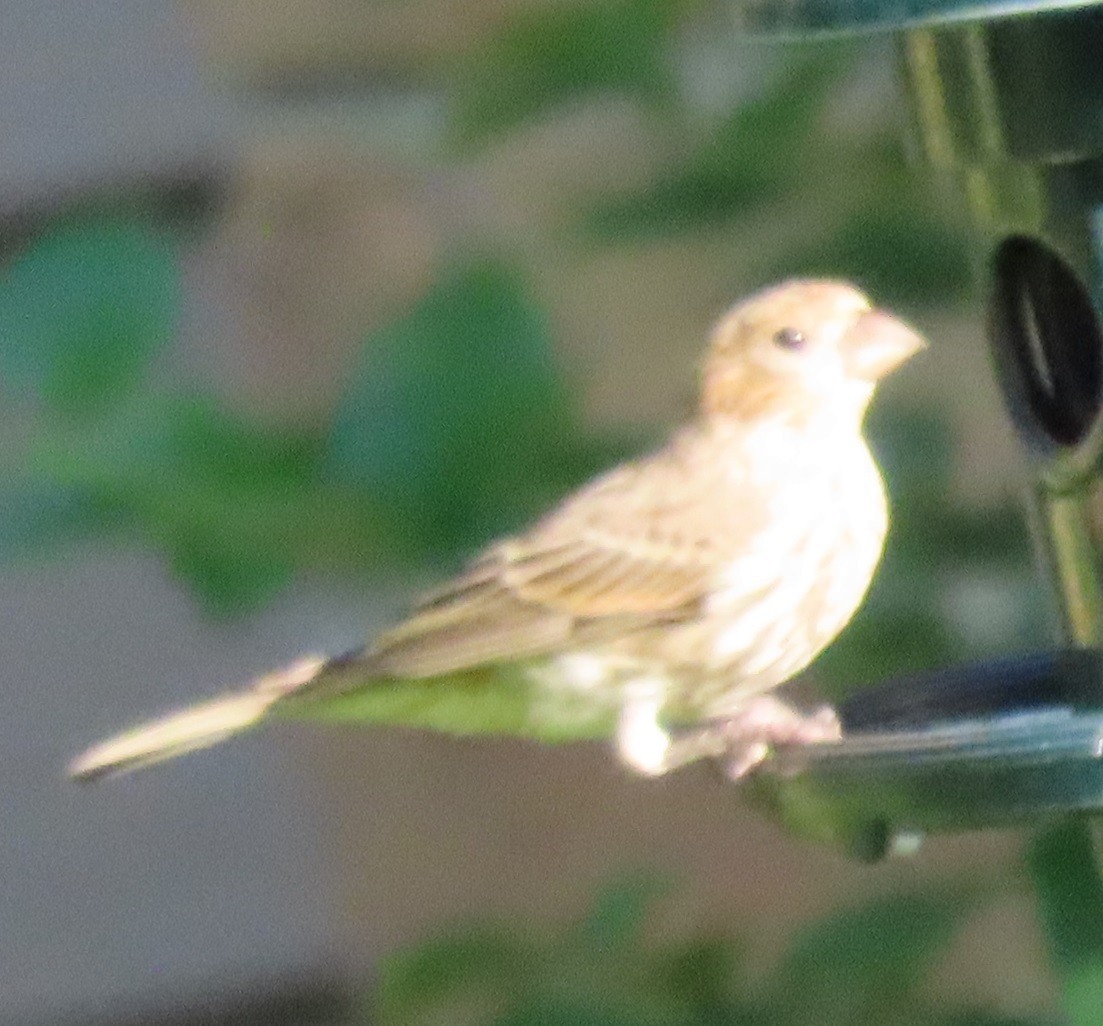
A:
616 694 841 778
712 696 841 780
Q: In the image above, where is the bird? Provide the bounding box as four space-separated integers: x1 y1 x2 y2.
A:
69 279 925 783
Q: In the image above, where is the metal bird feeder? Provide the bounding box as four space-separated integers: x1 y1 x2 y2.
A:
730 0 1103 857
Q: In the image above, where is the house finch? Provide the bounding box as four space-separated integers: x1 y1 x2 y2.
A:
70 279 924 782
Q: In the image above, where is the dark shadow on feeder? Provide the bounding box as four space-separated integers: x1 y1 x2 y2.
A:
989 236 1103 452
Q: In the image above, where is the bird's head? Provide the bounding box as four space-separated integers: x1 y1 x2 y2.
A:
701 279 925 424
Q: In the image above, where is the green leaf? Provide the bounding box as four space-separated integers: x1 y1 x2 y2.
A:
0 216 179 418
326 258 607 558
375 884 691 1026
0 479 123 561
934 1016 1056 1026
652 934 746 1017
125 404 332 615
32 393 349 616
575 875 670 952
449 0 684 148
161 526 296 618
1027 820 1103 1026
378 926 533 1023
492 994 676 1026
765 888 972 1026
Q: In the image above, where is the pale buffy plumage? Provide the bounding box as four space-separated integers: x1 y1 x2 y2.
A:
70 280 924 782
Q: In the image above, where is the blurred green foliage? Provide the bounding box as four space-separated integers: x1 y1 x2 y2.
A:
584 46 851 238
1028 821 1103 1026
0 223 625 616
447 0 971 305
327 259 634 559
450 0 688 147
377 877 1052 1026
0 217 178 418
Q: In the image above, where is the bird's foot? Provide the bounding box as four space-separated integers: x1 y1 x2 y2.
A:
615 689 839 779
713 696 841 779
616 688 684 776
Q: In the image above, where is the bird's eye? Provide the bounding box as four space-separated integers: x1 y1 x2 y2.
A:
772 327 806 351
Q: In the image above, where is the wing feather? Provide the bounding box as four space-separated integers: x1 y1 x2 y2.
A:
369 427 761 678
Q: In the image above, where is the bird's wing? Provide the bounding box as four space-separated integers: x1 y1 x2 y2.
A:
368 430 762 678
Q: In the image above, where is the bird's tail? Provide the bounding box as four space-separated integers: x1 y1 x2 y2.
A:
68 654 331 782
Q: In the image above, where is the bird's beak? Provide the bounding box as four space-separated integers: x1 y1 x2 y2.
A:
841 308 927 382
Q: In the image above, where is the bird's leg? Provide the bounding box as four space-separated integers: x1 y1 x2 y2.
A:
614 677 749 775
615 676 732 776
615 684 839 778
615 679 681 776
712 696 841 779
